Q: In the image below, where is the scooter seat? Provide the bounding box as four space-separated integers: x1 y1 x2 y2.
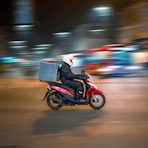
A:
60 84 74 92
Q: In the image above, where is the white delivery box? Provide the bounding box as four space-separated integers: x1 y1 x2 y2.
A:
38 62 60 82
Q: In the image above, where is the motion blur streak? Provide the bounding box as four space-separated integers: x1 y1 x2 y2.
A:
0 0 148 147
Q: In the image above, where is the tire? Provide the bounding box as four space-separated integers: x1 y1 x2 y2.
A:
46 91 62 110
89 93 106 109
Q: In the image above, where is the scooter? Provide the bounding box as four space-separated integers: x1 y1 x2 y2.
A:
42 72 106 110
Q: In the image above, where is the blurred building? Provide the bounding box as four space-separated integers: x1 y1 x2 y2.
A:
0 27 9 56
117 1 148 44
116 1 148 69
1 0 147 59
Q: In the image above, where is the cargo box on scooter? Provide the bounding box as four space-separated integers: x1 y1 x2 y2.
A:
38 62 60 82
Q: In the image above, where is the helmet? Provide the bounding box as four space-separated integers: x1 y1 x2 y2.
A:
62 54 74 66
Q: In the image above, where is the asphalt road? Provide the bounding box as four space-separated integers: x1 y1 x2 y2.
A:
0 76 148 148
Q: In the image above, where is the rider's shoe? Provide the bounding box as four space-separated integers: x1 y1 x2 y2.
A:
75 92 86 103
79 99 86 103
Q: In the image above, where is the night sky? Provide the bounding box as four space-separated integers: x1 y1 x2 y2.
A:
0 0 98 31
34 0 99 33
34 0 143 33
0 0 141 32
0 0 12 26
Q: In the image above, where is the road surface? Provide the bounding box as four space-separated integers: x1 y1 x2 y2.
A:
0 76 148 148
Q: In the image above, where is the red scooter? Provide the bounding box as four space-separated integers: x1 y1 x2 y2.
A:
42 73 106 110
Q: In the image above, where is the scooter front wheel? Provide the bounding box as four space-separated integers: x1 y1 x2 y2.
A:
89 93 106 109
46 91 62 110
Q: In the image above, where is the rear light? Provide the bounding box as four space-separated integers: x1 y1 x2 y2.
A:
47 84 51 89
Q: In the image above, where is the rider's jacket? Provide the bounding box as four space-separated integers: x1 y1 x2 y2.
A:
60 62 77 83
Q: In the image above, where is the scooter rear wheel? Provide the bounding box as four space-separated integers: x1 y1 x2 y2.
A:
46 91 62 110
89 93 106 109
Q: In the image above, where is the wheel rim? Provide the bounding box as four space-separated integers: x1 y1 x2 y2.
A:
90 94 104 108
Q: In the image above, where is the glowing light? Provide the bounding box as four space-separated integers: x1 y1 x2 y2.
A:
53 32 71 37
13 25 33 31
35 44 52 47
93 6 112 16
10 46 27 48
89 29 106 32
93 7 110 11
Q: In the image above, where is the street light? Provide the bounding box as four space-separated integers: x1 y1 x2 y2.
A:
91 5 115 43
93 6 113 16
53 32 71 38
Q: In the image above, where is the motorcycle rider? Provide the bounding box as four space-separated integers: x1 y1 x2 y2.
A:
60 54 86 101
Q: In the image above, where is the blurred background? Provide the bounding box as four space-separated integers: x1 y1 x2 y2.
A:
0 0 147 78
0 1 148 147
